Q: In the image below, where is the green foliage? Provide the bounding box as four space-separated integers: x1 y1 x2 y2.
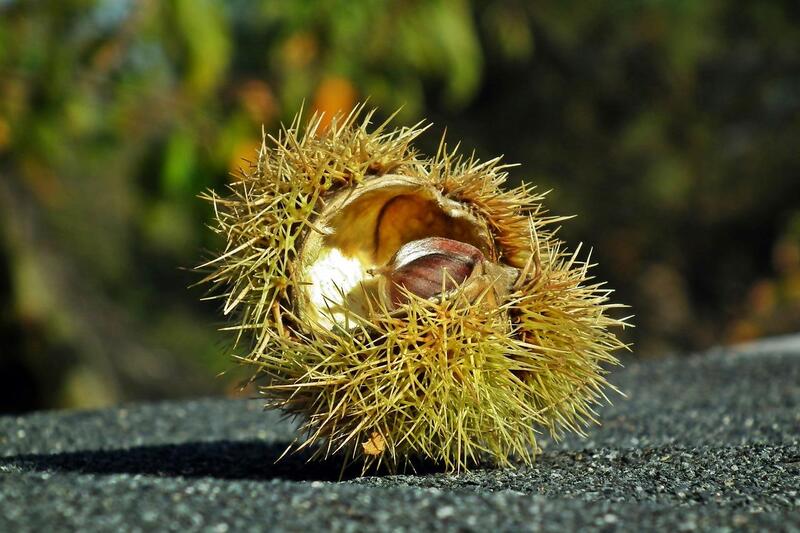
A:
0 0 798 411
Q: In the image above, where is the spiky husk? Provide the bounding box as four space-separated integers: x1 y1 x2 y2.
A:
199 106 629 472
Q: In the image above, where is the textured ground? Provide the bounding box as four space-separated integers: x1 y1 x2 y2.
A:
1 336 799 532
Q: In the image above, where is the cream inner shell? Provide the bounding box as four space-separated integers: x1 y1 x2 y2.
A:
297 175 492 330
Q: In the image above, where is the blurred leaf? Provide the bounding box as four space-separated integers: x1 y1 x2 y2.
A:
141 201 198 256
238 79 278 124
162 130 197 196
397 0 483 107
58 365 119 409
281 31 318 69
173 0 231 97
0 117 10 152
312 76 358 129
482 4 534 61
646 156 692 210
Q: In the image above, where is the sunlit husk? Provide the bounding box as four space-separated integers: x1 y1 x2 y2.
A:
199 105 630 472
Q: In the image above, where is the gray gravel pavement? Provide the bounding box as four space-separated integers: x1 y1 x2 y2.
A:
1 337 799 531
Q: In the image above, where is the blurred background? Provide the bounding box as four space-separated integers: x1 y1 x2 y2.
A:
1 0 799 414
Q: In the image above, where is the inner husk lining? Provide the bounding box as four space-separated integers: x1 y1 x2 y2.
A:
298 176 492 329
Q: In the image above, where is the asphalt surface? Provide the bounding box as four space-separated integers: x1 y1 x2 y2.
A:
1 336 799 532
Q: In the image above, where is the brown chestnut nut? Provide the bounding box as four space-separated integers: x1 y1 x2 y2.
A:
380 236 484 308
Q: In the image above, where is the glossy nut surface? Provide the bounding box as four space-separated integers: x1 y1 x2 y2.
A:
384 237 484 307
